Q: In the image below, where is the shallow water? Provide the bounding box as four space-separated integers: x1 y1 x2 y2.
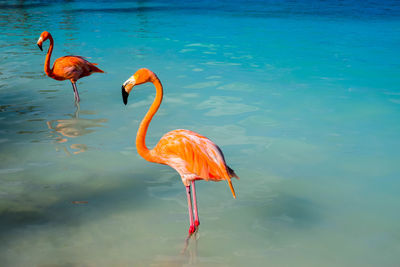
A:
1 0 400 266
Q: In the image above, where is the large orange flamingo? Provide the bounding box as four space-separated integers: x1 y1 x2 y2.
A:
36 31 104 102
121 68 239 234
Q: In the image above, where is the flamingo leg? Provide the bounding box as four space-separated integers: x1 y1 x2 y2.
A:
186 185 195 235
71 82 80 103
191 180 200 228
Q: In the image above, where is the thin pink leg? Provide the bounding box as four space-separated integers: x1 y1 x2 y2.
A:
186 185 195 234
71 82 80 103
191 180 200 228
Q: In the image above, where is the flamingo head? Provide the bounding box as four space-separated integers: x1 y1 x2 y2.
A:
37 31 51 51
121 68 156 105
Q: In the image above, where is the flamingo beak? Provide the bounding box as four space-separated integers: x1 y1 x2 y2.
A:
37 36 43 51
122 85 129 105
122 77 136 105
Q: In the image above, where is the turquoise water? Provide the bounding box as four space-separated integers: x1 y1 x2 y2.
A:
1 0 400 266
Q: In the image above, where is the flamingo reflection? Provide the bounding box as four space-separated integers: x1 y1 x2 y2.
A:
148 233 199 266
47 103 107 155
182 232 198 264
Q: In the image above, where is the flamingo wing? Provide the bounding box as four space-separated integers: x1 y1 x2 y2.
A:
155 129 237 181
52 56 102 81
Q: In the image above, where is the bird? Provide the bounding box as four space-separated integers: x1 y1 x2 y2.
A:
121 68 239 235
36 31 104 102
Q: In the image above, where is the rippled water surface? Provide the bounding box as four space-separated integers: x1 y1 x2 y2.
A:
1 0 400 266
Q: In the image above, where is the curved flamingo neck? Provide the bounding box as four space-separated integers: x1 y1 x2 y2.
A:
44 35 54 77
136 75 163 163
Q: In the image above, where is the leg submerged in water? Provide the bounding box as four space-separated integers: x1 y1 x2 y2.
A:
191 180 200 228
186 185 195 234
71 82 80 103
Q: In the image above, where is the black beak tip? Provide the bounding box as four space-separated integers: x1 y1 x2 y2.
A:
37 44 43 51
122 86 128 105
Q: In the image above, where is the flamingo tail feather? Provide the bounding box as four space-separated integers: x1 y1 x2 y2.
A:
227 165 239 180
90 64 104 73
228 178 236 199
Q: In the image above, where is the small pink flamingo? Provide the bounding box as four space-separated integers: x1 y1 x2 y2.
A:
122 68 239 234
37 31 104 102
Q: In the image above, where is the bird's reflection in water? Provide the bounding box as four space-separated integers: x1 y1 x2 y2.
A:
47 103 107 155
151 233 199 266
182 232 198 265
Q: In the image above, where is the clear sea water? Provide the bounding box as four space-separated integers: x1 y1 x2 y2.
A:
1 0 400 266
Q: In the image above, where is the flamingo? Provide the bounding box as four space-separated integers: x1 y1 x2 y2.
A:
36 31 104 102
121 68 239 234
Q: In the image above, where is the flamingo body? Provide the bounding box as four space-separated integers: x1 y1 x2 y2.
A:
153 129 237 187
122 68 238 235
37 31 103 102
51 55 103 82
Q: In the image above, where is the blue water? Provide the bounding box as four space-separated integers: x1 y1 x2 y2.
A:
1 0 400 266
